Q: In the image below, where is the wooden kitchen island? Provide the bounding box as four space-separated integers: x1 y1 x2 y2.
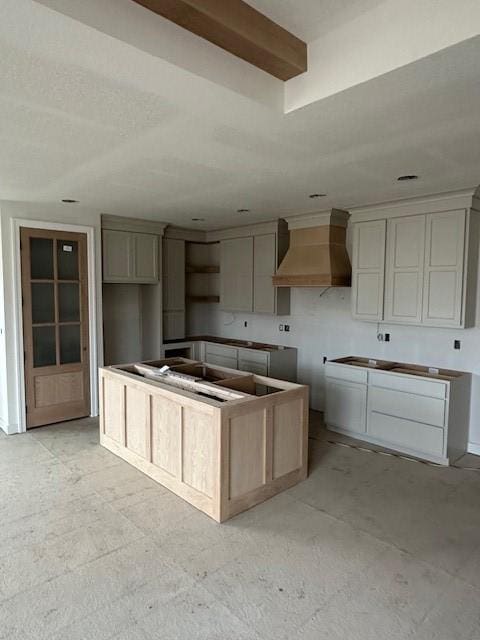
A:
99 358 308 522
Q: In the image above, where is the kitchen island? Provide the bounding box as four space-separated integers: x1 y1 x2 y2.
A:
100 358 308 522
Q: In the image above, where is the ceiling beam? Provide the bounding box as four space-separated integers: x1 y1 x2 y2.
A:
132 0 307 81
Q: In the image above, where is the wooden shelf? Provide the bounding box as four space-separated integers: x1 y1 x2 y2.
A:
186 265 220 274
186 295 220 303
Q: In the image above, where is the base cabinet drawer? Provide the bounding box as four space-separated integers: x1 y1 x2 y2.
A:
238 360 268 376
368 411 444 457
205 354 238 369
325 379 367 435
368 387 446 427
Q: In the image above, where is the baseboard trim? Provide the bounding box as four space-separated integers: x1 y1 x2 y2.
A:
467 442 480 456
0 418 19 435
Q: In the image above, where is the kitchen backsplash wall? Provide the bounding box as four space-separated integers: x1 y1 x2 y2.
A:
188 284 480 451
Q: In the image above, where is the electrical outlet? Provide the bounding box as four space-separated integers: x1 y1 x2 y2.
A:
244 321 248 327
454 339 461 350
323 356 327 364
284 324 290 332
377 333 384 342
279 324 284 331
384 333 390 342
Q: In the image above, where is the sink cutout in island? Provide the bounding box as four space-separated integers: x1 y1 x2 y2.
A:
99 357 308 522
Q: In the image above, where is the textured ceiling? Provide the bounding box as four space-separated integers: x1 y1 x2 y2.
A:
246 0 386 42
0 1 479 229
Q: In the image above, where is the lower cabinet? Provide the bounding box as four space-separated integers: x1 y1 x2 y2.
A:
324 361 470 465
325 378 367 436
202 342 297 382
204 343 238 369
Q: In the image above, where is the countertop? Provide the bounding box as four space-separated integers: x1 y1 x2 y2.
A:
163 335 293 352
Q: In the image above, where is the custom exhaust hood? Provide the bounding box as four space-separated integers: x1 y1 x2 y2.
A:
273 209 351 287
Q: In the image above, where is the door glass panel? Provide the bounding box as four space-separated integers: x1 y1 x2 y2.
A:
58 283 80 322
31 283 55 324
60 324 81 364
30 238 54 279
33 326 56 367
57 240 79 280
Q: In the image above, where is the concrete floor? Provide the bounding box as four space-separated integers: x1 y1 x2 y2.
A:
0 412 479 640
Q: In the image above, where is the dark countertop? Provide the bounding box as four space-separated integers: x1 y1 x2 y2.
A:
163 335 293 352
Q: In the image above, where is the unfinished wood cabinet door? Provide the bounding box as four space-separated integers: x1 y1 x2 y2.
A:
220 237 253 312
133 233 158 282
21 228 90 428
253 233 276 314
102 230 134 282
423 210 466 327
384 215 425 324
351 220 386 321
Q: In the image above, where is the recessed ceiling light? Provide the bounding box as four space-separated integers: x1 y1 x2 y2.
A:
308 193 327 199
237 208 250 213
397 175 419 181
191 217 205 221
61 198 78 203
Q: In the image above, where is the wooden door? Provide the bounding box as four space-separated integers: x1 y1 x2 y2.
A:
220 237 253 312
21 228 90 428
253 233 276 314
422 210 466 327
351 220 386 321
384 215 425 324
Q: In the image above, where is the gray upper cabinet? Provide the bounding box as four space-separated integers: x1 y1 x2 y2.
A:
351 197 479 328
162 238 185 340
351 220 386 321
220 237 254 312
163 238 185 311
253 233 276 314
219 221 290 315
103 230 158 283
133 233 158 283
103 230 134 282
384 215 425 324
422 210 466 327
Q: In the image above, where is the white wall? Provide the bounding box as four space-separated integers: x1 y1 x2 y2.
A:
189 271 480 453
0 201 104 434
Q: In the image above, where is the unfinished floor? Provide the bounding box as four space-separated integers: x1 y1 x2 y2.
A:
0 412 479 640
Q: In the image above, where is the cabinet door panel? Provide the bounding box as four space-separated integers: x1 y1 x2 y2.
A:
134 234 158 282
163 238 185 311
351 221 386 321
103 230 133 282
220 237 253 312
325 379 367 435
253 234 276 314
385 215 425 323
423 210 466 326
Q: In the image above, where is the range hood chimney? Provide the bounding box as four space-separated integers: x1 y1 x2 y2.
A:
273 209 351 287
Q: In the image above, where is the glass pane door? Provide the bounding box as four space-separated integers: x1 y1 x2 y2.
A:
30 236 83 368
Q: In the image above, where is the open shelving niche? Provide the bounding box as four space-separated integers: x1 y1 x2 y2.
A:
185 241 220 306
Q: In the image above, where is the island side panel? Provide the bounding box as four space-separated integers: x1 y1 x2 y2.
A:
220 385 309 521
99 368 221 520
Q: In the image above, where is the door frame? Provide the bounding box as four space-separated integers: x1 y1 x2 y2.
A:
12 218 99 433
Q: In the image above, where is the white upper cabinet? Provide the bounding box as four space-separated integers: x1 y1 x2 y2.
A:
384 215 425 324
423 210 466 327
351 220 386 321
103 230 158 283
220 237 254 312
351 193 479 329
